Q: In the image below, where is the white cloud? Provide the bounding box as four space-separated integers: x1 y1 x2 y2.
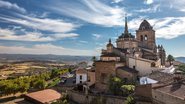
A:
111 0 123 4
0 14 79 33
144 0 153 5
79 40 88 44
0 28 53 42
54 33 79 39
47 0 126 27
128 17 185 39
169 0 185 12
0 44 98 56
154 17 185 39
92 34 101 40
148 0 185 12
0 0 26 13
127 17 145 30
0 28 79 42
0 14 80 41
135 4 160 13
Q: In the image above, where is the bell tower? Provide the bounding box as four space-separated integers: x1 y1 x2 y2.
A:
136 20 155 50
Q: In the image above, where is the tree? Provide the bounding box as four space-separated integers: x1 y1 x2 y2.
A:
167 54 175 65
121 85 135 96
51 94 69 104
124 96 136 104
34 79 47 89
91 56 97 62
109 76 123 95
51 69 61 78
91 56 97 66
177 64 185 74
68 68 72 73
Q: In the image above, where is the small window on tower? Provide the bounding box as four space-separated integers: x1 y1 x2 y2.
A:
144 35 148 41
141 35 143 41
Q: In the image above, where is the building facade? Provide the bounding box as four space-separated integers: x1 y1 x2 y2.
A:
76 69 87 84
95 17 166 92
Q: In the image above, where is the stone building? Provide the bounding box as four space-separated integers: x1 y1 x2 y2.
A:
95 17 166 92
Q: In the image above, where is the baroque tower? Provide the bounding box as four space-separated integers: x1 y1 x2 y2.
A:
136 20 156 50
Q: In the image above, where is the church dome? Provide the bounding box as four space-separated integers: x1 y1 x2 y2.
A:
139 20 153 30
121 33 135 39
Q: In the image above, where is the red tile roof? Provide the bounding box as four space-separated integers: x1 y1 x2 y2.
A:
25 89 62 104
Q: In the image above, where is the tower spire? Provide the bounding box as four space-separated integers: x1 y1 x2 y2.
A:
124 14 128 34
109 38 111 44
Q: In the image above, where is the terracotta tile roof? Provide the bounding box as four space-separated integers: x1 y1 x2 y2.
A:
25 89 62 104
147 71 174 84
156 82 185 100
148 72 185 84
76 69 87 74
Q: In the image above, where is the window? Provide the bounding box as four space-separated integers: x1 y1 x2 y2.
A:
140 35 143 41
144 35 148 41
80 75 82 80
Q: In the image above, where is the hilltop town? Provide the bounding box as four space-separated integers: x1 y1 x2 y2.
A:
1 0 185 104
1 17 185 104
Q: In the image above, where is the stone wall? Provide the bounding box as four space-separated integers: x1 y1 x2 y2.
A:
152 89 185 104
135 84 152 99
128 57 161 76
95 61 117 92
101 57 120 62
117 38 138 49
136 30 155 50
67 90 126 104
87 71 95 86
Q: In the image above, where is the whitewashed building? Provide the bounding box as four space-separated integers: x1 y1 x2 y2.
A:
76 69 87 84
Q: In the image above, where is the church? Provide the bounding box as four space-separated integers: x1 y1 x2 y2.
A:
95 17 166 92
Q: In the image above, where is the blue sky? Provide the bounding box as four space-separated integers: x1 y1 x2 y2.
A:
0 0 185 57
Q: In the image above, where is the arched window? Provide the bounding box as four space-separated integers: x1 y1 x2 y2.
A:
144 35 148 41
140 35 143 41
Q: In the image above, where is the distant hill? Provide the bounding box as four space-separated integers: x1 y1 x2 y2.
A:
175 57 185 63
0 54 93 64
